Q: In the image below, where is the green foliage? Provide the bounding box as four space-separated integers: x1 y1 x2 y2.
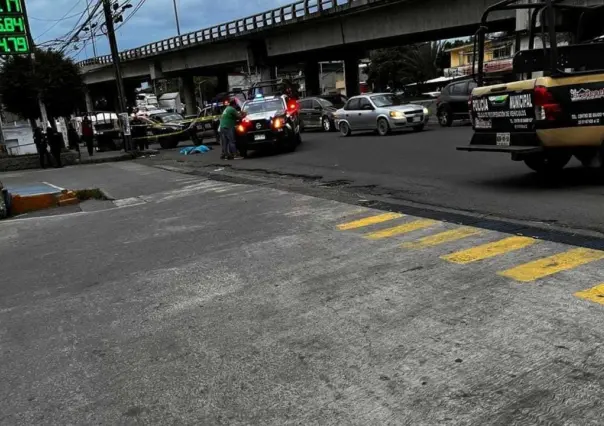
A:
367 42 446 91
0 48 84 120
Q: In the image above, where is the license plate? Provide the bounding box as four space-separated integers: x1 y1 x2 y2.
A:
254 134 266 141
496 133 510 146
412 116 421 123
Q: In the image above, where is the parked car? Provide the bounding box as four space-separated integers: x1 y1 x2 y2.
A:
436 79 476 127
334 93 429 136
299 97 338 132
319 93 348 108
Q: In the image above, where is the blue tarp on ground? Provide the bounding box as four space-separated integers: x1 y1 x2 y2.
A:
180 145 211 155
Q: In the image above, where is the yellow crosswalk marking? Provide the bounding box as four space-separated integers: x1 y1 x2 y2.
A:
365 219 437 240
337 212 403 231
442 236 535 264
575 283 604 305
498 248 604 282
402 227 482 249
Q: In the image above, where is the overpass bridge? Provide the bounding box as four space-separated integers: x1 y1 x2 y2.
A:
76 0 542 112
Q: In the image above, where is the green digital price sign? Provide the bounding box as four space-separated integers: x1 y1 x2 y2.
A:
0 0 30 55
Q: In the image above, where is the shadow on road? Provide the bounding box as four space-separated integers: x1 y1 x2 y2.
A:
473 166 604 190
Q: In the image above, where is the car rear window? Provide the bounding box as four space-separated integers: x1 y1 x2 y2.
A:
243 99 284 114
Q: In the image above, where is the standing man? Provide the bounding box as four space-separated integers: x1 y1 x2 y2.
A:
47 126 63 168
67 123 81 158
33 126 51 169
82 116 94 156
219 99 242 160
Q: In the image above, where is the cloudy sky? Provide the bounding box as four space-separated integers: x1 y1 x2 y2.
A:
28 0 293 61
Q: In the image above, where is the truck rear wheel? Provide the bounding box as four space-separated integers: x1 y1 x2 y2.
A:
524 152 571 173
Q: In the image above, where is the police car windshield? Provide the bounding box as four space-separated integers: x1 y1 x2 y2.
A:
243 99 284 114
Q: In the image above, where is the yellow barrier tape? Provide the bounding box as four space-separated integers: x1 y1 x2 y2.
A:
131 115 220 141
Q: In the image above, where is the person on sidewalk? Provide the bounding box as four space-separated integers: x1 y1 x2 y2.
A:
82 116 94 156
67 123 81 158
47 126 63 168
219 99 242 160
33 126 52 169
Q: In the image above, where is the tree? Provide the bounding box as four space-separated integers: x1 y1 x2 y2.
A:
366 42 446 91
0 48 84 124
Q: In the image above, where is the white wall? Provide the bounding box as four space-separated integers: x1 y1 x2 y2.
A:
2 120 36 155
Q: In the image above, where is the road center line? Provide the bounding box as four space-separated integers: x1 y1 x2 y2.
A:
498 248 604 282
337 212 403 230
364 219 437 240
442 236 536 264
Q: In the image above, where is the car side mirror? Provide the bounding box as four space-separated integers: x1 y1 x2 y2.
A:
363 105 374 111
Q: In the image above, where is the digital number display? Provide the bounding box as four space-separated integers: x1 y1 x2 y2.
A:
0 0 30 55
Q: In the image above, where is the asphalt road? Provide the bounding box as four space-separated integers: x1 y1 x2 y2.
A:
144 123 604 235
2 163 604 424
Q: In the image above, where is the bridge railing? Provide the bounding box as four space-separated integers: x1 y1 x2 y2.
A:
78 0 356 67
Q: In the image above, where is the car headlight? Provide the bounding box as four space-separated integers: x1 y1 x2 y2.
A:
389 111 405 119
423 107 429 115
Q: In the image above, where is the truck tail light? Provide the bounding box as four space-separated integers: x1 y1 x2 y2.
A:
236 124 246 134
534 86 561 121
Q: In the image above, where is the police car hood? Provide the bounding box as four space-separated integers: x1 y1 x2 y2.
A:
245 110 283 121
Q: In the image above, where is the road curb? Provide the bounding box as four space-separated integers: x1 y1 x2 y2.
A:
10 189 79 215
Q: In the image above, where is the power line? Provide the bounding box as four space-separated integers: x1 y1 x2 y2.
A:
59 0 104 52
30 12 83 22
33 0 85 41
116 0 147 31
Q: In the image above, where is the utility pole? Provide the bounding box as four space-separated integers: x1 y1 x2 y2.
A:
102 0 132 151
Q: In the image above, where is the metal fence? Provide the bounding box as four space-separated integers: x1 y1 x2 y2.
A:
77 0 358 67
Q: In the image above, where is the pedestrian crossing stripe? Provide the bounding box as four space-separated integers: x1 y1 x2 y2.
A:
574 283 604 305
499 248 604 282
337 212 403 231
365 219 438 240
402 227 482 249
442 236 536 265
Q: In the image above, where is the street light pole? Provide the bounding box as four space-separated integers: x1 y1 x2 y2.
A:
102 0 132 151
172 0 181 36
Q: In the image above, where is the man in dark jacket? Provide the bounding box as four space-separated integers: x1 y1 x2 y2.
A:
47 126 63 168
33 126 52 169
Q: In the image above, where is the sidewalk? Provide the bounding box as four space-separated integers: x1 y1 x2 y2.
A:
0 147 157 172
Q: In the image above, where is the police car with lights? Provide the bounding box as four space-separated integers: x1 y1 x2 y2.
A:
235 94 302 157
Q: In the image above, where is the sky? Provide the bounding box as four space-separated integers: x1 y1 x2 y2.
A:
28 0 293 62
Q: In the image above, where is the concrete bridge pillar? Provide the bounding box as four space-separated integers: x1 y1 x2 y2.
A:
344 55 360 97
304 62 321 96
181 75 196 116
217 73 229 93
84 88 94 114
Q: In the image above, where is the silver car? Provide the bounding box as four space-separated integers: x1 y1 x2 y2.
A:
334 93 429 136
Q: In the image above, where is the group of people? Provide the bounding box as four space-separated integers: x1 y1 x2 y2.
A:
33 126 65 169
33 117 96 169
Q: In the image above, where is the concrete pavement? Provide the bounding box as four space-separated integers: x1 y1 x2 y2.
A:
2 163 604 424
